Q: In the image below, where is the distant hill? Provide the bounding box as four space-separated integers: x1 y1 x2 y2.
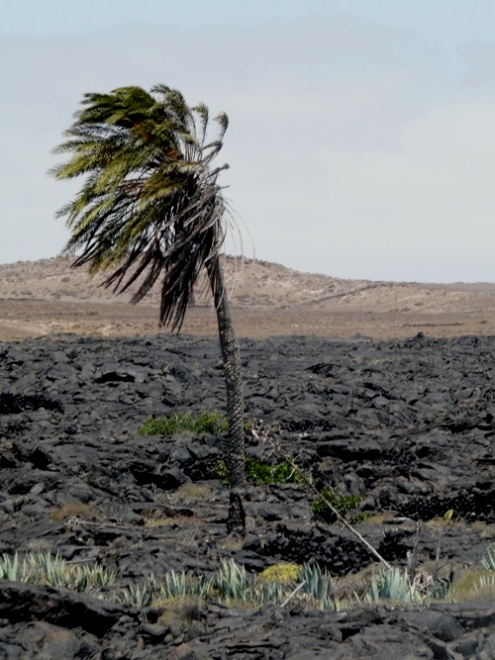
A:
1 256 495 340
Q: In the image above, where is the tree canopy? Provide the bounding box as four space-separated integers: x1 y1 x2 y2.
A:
51 84 234 331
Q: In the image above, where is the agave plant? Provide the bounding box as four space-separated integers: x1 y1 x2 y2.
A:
365 566 429 604
213 558 249 602
299 563 339 611
115 582 155 608
0 552 26 582
482 544 495 571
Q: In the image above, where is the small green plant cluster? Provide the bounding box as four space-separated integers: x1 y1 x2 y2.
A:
311 486 363 523
11 547 495 610
139 411 229 437
352 565 451 606
482 544 495 571
365 567 424 605
0 551 115 592
0 552 339 611
212 457 304 486
116 568 214 607
245 458 304 486
114 559 337 610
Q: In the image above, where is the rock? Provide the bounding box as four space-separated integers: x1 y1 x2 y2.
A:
0 580 135 636
154 466 187 490
2 333 495 654
0 393 63 415
398 609 465 642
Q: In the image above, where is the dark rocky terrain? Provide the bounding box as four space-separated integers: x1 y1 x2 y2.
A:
2 332 495 657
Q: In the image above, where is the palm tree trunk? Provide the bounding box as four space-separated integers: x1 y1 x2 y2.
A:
206 258 246 533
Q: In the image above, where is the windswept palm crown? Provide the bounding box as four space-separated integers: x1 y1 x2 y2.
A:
51 84 233 331
52 85 246 509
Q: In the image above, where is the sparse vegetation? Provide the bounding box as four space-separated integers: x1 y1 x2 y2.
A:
448 569 494 602
172 483 213 504
0 551 115 592
144 517 176 528
365 566 424 604
110 559 334 609
5 548 495 612
0 551 334 610
311 486 363 523
299 562 339 611
248 457 304 485
468 574 495 601
139 411 229 437
50 502 100 521
212 457 304 486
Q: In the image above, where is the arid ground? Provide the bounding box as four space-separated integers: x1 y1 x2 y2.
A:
1 256 495 340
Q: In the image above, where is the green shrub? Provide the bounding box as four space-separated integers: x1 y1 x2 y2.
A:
139 411 229 437
246 458 303 485
311 487 363 523
212 457 304 486
361 566 450 605
367 566 413 603
211 460 230 483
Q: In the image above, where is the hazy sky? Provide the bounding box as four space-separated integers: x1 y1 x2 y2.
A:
1 1 494 282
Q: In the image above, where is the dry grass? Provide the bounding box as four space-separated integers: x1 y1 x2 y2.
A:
171 483 213 504
144 517 177 528
50 502 101 521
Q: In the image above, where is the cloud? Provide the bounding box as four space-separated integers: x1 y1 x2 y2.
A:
0 16 494 281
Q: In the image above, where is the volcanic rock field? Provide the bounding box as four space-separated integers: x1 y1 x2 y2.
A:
2 331 495 657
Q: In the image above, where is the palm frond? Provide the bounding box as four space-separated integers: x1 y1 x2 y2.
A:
52 84 233 330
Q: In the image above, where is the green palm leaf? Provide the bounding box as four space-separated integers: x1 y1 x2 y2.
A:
52 85 232 331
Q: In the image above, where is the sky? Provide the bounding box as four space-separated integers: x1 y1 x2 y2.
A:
1 1 494 283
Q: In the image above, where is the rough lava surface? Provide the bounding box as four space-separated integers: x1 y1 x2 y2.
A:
2 331 495 656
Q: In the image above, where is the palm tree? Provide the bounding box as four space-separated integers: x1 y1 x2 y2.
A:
51 85 246 532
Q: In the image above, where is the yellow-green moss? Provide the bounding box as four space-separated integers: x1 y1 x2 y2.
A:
259 563 300 585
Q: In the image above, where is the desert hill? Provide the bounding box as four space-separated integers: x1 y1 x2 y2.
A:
1 256 495 340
